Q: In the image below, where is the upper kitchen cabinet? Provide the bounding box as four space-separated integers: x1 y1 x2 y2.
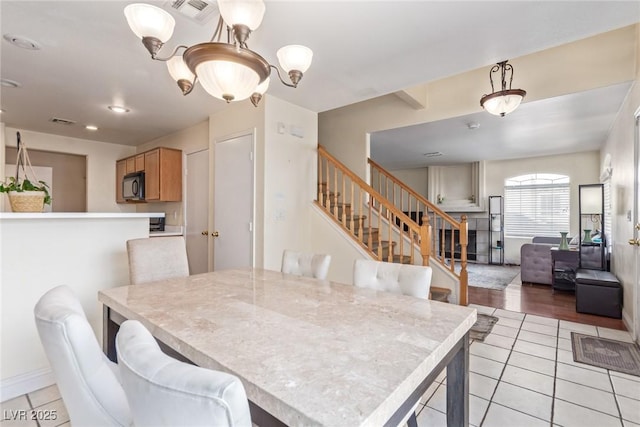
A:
116 147 182 203
427 161 486 212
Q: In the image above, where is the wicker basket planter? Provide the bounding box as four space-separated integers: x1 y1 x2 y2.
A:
8 191 46 212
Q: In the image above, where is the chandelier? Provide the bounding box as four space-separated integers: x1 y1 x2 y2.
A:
124 0 313 106
479 60 526 117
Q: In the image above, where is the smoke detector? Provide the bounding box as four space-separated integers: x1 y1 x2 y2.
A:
467 122 480 130
164 0 217 24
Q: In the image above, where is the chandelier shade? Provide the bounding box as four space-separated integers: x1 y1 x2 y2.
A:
125 0 312 106
480 60 526 117
217 0 265 31
184 43 270 102
124 4 175 42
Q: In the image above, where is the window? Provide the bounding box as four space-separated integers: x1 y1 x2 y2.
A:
504 174 570 237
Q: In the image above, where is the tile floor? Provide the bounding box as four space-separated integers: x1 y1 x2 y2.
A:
1 305 638 427
416 304 640 427
0 385 68 427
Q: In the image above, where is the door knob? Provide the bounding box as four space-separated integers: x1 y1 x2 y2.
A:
629 238 640 246
201 230 208 236
211 231 220 237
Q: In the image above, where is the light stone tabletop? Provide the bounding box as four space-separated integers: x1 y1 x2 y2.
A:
99 268 476 426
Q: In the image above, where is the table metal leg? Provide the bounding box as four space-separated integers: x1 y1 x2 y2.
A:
447 332 469 427
102 306 119 363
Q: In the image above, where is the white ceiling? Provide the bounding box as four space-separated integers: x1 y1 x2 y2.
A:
371 82 634 169
0 1 639 147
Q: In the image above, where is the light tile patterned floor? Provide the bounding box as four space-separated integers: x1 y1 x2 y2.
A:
1 305 638 427
0 385 68 427
415 304 640 427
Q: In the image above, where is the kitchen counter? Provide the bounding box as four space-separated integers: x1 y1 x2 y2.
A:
150 225 183 237
0 212 163 400
0 212 164 219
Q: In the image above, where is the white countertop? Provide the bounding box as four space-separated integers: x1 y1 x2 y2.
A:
0 212 165 220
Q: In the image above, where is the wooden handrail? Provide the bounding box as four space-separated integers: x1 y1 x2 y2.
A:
368 157 460 225
367 156 469 306
317 145 432 268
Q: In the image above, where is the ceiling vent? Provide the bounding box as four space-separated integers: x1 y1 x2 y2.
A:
165 0 217 25
50 117 76 126
423 152 443 158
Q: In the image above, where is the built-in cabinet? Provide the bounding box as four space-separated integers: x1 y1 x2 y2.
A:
116 147 182 203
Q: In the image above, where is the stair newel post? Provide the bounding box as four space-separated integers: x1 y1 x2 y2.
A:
459 215 469 306
317 154 322 204
420 215 431 266
341 172 346 224
325 156 330 212
333 166 338 220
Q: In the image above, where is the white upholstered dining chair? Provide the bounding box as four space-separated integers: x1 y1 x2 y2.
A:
116 320 252 427
353 259 432 299
281 249 332 280
34 285 132 427
126 236 189 285
352 259 432 427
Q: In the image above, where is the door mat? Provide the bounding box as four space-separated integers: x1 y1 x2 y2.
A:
571 332 640 377
469 314 499 342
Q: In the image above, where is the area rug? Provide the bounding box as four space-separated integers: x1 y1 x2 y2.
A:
469 314 499 342
571 332 640 377
465 263 520 290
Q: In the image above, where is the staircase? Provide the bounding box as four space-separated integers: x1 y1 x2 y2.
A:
317 146 468 305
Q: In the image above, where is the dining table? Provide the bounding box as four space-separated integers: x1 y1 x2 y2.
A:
98 268 476 426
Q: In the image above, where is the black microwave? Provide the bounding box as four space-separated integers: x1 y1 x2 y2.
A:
123 172 145 201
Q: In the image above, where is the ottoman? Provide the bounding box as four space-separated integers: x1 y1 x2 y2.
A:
575 269 622 318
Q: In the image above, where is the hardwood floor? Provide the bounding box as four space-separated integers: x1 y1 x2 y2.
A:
468 282 627 330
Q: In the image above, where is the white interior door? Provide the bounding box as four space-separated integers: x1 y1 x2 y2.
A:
213 134 254 270
185 149 209 274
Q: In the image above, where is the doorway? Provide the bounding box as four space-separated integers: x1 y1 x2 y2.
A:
185 149 209 274
213 133 254 270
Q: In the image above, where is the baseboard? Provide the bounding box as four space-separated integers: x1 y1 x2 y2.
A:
1 368 55 402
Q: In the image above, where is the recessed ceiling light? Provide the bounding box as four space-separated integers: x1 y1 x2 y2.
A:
3 34 41 50
1 78 21 88
423 152 443 157
108 105 130 114
86 125 98 131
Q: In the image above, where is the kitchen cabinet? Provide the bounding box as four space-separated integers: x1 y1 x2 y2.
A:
116 159 127 203
126 157 136 174
135 154 145 171
116 147 182 203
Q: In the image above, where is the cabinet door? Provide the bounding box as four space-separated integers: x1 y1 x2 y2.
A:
158 148 182 201
135 154 145 172
116 159 127 203
145 149 160 200
126 157 136 174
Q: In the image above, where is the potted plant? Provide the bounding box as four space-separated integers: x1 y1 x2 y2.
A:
0 176 51 212
1 132 52 212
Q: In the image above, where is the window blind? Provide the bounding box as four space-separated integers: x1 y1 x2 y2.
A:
504 182 570 238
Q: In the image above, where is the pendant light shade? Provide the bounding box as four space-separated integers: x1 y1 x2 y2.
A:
124 3 175 42
217 0 265 30
480 60 526 117
166 56 194 82
480 90 526 116
277 45 313 74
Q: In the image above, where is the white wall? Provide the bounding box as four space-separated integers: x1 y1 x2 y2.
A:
484 151 601 263
263 96 318 270
601 76 639 338
2 127 136 212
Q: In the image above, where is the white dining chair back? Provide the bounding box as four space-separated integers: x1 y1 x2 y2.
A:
281 250 331 280
126 236 189 285
353 259 432 299
34 285 132 427
116 320 252 427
